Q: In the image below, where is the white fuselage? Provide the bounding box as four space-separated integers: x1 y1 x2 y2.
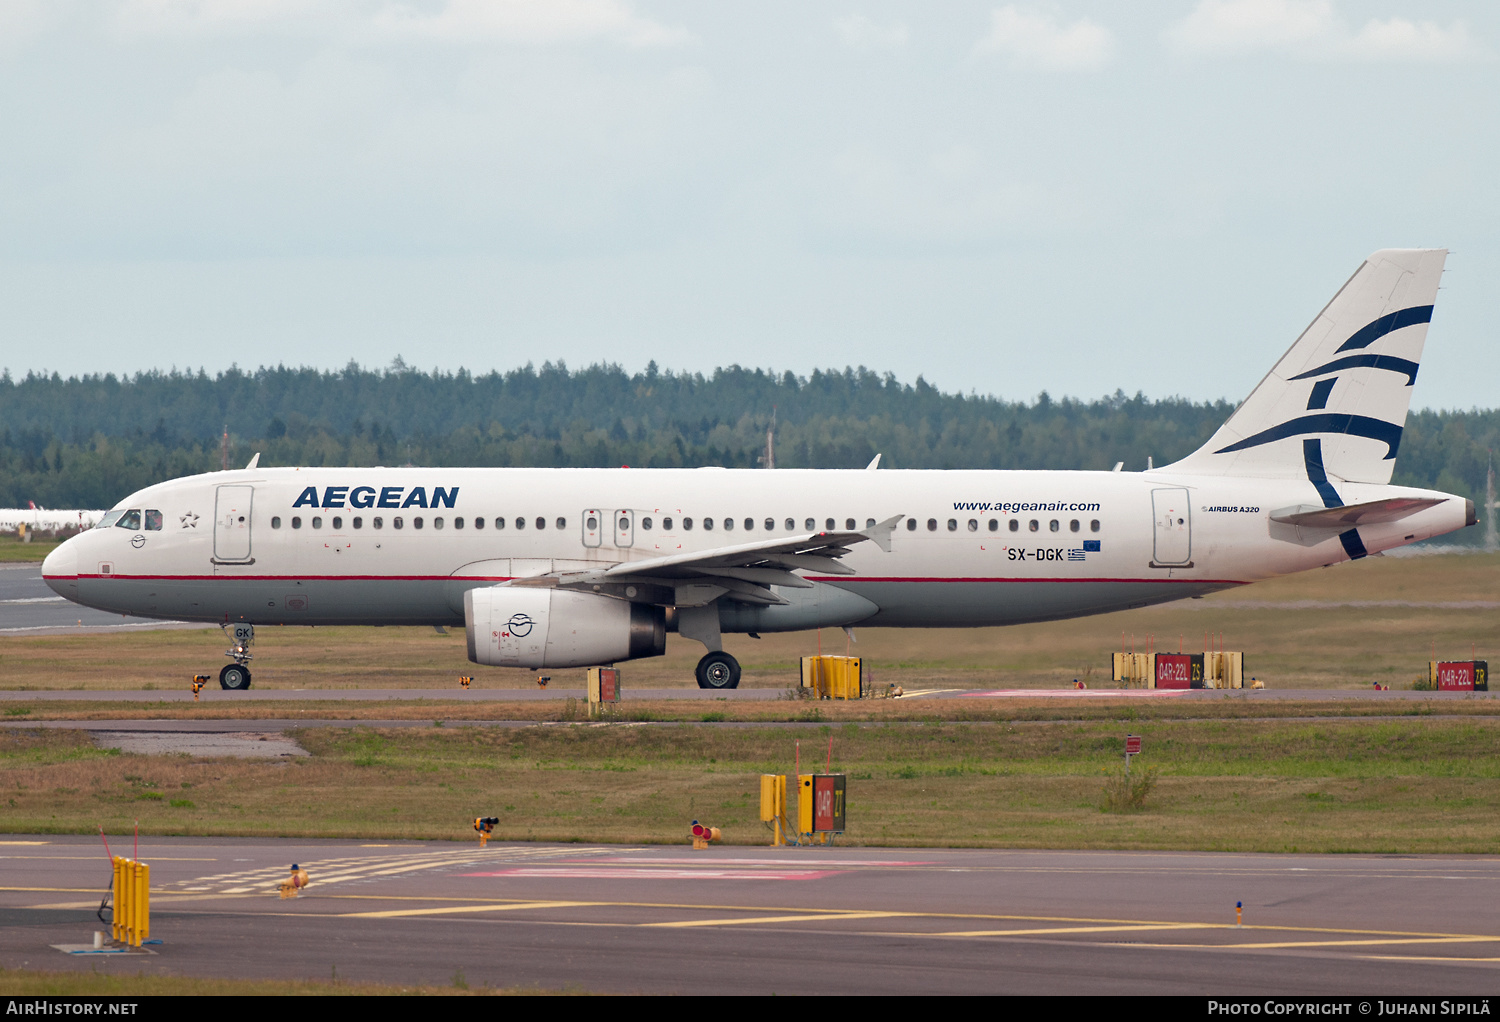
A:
40 466 1468 637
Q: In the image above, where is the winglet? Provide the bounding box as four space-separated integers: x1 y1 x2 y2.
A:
860 514 902 553
866 453 882 470
245 453 261 470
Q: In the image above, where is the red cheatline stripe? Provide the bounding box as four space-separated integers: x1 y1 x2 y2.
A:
58 573 1247 585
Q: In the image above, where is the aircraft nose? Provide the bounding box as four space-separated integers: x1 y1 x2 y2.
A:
42 540 78 600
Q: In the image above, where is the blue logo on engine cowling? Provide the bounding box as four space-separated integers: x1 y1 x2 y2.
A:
507 613 535 638
292 486 458 510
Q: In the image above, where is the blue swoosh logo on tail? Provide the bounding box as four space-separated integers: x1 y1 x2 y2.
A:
1214 413 1403 460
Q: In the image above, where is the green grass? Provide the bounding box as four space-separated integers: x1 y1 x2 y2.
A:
6 720 1500 853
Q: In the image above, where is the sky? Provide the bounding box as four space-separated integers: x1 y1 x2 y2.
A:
0 0 1496 409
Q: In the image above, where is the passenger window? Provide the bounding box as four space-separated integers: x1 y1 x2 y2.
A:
723 518 733 531
531 517 542 530
292 517 302 529
826 518 835 530
117 510 141 530
353 517 363 529
394 517 404 529
474 517 484 530
683 517 693 530
312 516 323 529
643 517 653 530
703 518 714 531
785 519 795 530
414 517 424 530
1049 519 1059 532
1091 519 1101 532
272 516 282 529
144 510 163 531
967 519 978 532
845 518 855 530
927 519 937 531
866 518 875 528
1009 519 1019 532
495 517 504 529
1069 519 1079 532
515 518 525 530
434 517 444 530
1029 520 1039 532
745 518 755 531
587 515 598 530
454 517 464 530
764 518 774 531
988 519 998 532
947 519 958 531
332 516 343 530
373 517 383 529
906 518 917 531
805 518 815 530
556 517 566 529
663 516 674 531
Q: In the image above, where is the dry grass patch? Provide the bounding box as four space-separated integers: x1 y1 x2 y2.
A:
5 720 1500 852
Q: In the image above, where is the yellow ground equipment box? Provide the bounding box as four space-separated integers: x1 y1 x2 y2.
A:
1111 652 1156 688
1203 651 1244 689
587 667 619 716
800 655 862 699
796 773 846 844
1429 660 1489 691
760 773 788 846
111 857 149 947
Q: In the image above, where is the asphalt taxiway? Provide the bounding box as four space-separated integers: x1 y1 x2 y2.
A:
3 837 1498 994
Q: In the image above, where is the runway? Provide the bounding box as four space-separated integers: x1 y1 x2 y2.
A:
0 686 1493 702
0 563 212 635
3 837 1499 994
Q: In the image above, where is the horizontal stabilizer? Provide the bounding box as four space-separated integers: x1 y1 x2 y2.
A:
1269 496 1446 529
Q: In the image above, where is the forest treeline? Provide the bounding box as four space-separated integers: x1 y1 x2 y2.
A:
0 361 1494 544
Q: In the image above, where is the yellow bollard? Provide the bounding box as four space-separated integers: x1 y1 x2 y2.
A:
278 864 310 899
111 857 149 947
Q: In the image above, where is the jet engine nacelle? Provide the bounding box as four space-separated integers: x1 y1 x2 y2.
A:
464 587 665 668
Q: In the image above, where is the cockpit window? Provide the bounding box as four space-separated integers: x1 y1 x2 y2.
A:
144 510 163 531
116 509 142 530
99 510 125 529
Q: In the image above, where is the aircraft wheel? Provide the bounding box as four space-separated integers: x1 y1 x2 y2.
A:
695 652 740 690
219 664 252 691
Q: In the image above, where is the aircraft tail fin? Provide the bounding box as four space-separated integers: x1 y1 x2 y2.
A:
1166 248 1447 485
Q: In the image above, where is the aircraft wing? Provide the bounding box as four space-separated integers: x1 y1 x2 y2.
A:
507 516 903 606
1269 496 1447 529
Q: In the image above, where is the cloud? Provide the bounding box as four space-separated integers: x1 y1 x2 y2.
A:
1165 0 1485 62
834 14 908 51
372 0 691 48
975 6 1113 71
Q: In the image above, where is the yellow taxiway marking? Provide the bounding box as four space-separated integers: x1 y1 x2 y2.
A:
924 923 1210 938
1154 936 1500 951
0 841 48 846
645 912 905 928
1362 955 1500 963
0 856 216 861
342 901 590 919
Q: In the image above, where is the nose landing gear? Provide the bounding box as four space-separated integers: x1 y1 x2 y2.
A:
218 622 254 690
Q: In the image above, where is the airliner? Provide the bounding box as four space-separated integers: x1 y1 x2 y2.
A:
40 249 1475 689
0 505 105 533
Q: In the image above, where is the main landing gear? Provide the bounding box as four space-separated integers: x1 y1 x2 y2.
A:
695 651 741 690
218 623 254 690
